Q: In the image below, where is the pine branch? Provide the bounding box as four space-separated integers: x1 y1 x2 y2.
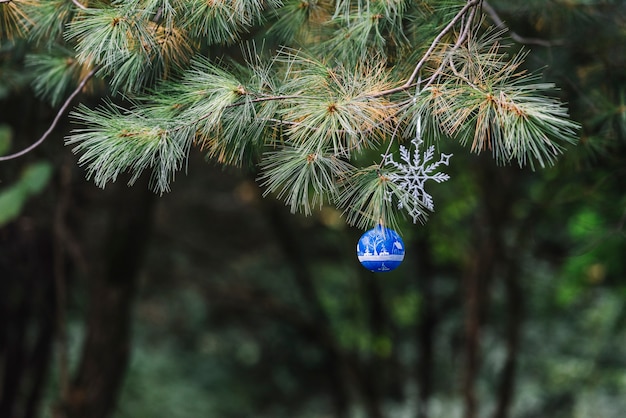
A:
0 0 35 41
25 0 78 43
66 102 194 193
425 30 580 167
266 0 330 44
370 0 481 98
422 4 479 91
183 0 280 43
337 166 400 231
260 146 355 215
406 0 479 86
27 48 89 106
0 0 581 229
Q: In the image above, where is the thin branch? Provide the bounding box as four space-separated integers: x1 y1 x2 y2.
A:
379 115 404 169
407 0 480 86
138 1 482 137
232 93 304 106
166 93 303 135
482 1 564 47
191 0 480 115
71 0 88 10
370 0 481 98
259 114 395 145
0 66 99 162
423 5 478 91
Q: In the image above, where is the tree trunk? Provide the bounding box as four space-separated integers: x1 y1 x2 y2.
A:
461 249 489 418
264 200 352 418
62 180 154 418
491 265 523 418
463 162 525 418
415 236 436 418
360 269 389 418
0 225 56 418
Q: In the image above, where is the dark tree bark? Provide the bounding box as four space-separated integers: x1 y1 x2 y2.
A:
461 238 493 418
62 180 154 418
415 236 436 418
462 164 517 418
264 201 352 418
0 224 56 418
491 264 523 418
0 267 29 418
23 307 55 418
360 269 390 417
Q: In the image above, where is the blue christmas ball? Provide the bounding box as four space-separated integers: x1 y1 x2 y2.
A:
357 225 405 272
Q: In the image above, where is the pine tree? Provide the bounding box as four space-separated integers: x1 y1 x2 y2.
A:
0 0 578 229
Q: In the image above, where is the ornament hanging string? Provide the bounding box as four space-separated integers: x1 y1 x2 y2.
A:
380 77 422 169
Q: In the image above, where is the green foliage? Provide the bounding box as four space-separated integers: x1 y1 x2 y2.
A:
412 31 579 168
66 3 183 92
0 124 11 155
266 0 328 44
3 2 626 418
27 47 85 106
23 0 76 44
260 146 355 216
389 290 421 328
0 0 581 229
0 0 35 43
337 165 399 230
0 161 53 226
183 0 281 44
67 103 192 192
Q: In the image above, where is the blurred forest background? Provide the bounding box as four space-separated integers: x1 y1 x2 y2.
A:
1 1 626 418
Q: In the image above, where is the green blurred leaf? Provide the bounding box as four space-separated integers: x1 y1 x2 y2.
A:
373 335 392 358
0 124 12 156
390 291 421 328
20 161 53 194
0 161 52 226
568 207 604 240
0 186 26 226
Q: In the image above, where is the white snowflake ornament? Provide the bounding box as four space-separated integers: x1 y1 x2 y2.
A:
383 120 452 223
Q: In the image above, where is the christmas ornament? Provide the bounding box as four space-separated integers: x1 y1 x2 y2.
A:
357 225 405 272
383 116 452 224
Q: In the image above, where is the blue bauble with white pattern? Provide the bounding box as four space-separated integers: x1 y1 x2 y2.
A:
357 225 405 272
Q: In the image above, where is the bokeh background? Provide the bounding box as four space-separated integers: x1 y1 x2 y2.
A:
2 2 626 418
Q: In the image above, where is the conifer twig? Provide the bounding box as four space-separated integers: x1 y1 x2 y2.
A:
423 5 478 90
370 0 481 98
0 66 98 161
71 0 88 10
482 1 563 47
406 0 480 87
